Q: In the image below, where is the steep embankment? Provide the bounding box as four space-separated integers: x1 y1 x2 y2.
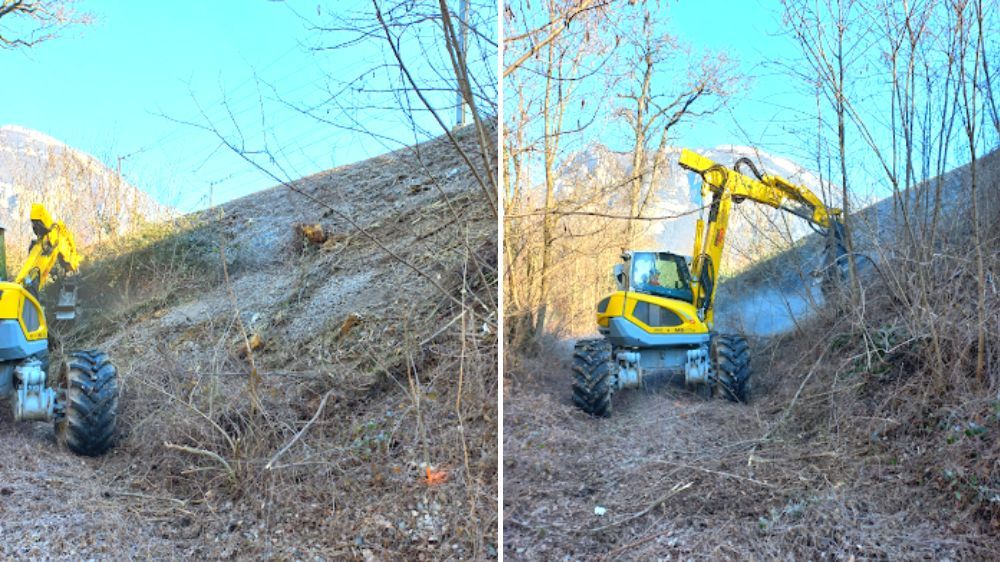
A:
0 123 497 559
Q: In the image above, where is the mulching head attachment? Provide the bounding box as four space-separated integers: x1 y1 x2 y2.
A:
54 280 78 322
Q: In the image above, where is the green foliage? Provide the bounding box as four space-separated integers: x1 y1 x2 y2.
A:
828 331 853 351
757 498 809 533
351 414 394 461
991 399 1000 422
939 416 989 444
941 465 1000 511
837 324 915 379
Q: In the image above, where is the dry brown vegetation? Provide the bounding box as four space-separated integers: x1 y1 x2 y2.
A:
503 0 1000 557
503 1 740 345
504 151 1000 561
35 124 498 560
504 141 1000 562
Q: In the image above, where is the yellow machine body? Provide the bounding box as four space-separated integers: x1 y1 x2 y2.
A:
597 291 707 336
0 202 80 362
595 149 846 341
0 201 119 457
0 283 47 341
575 147 846 415
15 203 81 294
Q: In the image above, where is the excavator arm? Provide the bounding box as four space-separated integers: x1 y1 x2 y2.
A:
13 204 81 317
678 148 846 326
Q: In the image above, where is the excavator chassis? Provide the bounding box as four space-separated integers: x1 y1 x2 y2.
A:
606 330 711 387
573 316 749 417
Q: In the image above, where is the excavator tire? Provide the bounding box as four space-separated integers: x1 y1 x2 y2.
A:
55 351 119 456
571 339 614 417
715 335 751 403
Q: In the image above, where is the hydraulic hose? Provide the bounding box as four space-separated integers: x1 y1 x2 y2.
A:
734 157 764 181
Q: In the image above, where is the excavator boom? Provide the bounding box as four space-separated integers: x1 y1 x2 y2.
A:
678 149 841 227
14 203 81 293
678 149 845 325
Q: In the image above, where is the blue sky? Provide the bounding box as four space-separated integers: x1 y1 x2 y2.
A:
0 1 484 212
504 0 846 193
2 1 993 215
666 0 997 202
512 0 998 206
581 1 831 168
653 0 799 150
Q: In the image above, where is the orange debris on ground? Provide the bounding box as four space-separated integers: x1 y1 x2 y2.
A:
425 466 448 485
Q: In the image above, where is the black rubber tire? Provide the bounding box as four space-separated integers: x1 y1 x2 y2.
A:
715 335 751 403
55 350 119 456
571 339 615 417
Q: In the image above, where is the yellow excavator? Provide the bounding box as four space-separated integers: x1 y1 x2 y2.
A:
572 149 847 416
0 204 118 454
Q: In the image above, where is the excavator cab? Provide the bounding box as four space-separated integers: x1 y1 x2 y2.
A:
623 251 695 303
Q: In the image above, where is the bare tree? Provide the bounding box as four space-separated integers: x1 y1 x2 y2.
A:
955 0 987 382
503 0 617 78
616 9 736 246
782 0 998 393
783 0 874 303
503 0 619 344
0 0 89 48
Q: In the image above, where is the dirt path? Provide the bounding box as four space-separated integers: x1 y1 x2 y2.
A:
503 344 991 560
0 414 185 560
0 408 329 560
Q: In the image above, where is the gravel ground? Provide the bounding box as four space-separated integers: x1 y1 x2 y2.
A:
0 415 180 560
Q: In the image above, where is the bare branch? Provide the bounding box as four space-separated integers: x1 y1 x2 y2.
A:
0 0 90 49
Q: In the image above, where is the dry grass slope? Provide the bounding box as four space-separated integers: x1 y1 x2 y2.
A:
52 123 497 560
